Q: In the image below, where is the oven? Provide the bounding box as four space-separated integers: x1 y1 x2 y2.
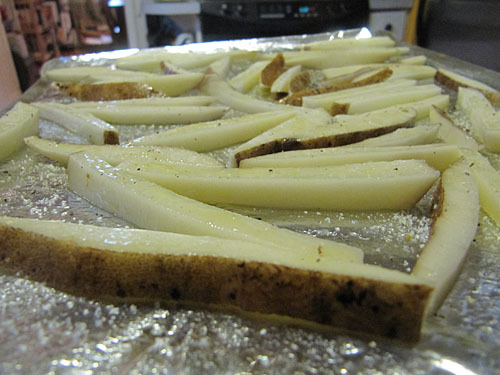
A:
200 0 370 41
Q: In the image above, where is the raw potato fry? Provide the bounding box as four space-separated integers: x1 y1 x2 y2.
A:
260 53 285 87
323 64 436 82
33 102 119 145
239 144 460 172
231 107 416 166
461 149 500 226
282 47 409 69
288 71 311 93
207 56 231 78
435 68 500 106
229 61 268 93
81 105 229 125
301 79 417 110
45 67 205 97
119 160 440 211
24 136 224 168
347 125 440 148
457 87 500 150
115 50 257 71
429 106 480 151
68 96 216 109
0 102 38 161
271 65 302 93
398 55 427 65
131 111 296 152
412 159 479 315
67 152 364 263
395 94 449 120
303 36 396 50
57 82 156 101
345 125 439 148
326 85 442 116
0 216 432 342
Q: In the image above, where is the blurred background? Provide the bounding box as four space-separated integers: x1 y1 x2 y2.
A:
1 0 500 109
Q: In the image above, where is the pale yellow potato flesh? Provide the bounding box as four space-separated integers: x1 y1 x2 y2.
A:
229 61 268 93
303 36 396 50
395 95 449 121
429 106 480 151
271 65 303 93
345 125 439 148
80 105 229 125
67 96 216 109
0 102 39 161
323 64 436 82
67 152 364 263
461 149 500 226
33 102 118 145
130 111 296 152
24 136 225 168
239 144 460 172
412 159 479 315
118 159 440 211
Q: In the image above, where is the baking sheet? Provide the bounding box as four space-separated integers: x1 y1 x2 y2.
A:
1 28 500 374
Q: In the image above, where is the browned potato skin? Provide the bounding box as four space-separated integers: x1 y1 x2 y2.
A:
57 82 157 101
103 130 120 145
434 71 500 106
280 68 392 107
289 71 311 94
261 53 286 86
234 120 413 166
0 225 430 342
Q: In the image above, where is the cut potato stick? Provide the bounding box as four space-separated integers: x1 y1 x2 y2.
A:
33 102 119 145
412 159 479 315
435 68 500 106
323 64 436 82
57 82 156 101
429 105 480 151
239 144 460 172
345 125 439 148
271 65 302 93
326 85 442 116
0 216 432 342
229 61 268 93
67 152 364 263
282 47 409 69
115 50 257 71
0 102 38 161
349 125 440 148
68 96 216 109
24 136 224 168
45 67 204 97
457 87 500 150
80 105 229 125
231 107 416 166
130 111 296 152
395 94 449 120
207 56 231 78
119 160 440 211
289 71 311 94
301 79 417 109
398 55 427 65
461 149 500 226
303 36 396 50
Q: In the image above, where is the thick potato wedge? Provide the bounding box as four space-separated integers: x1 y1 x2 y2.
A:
0 216 432 341
412 159 479 315
130 111 296 152
24 136 224 168
0 102 38 161
33 102 119 145
435 68 500 106
231 107 416 166
119 160 440 211
260 53 285 87
80 105 229 125
239 143 460 172
67 152 364 263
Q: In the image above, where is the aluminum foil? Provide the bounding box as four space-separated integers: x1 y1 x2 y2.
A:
1 28 500 374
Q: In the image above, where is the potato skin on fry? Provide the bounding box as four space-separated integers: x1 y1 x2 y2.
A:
0 225 431 342
58 82 156 101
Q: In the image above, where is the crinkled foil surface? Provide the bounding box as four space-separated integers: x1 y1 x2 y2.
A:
1 29 500 374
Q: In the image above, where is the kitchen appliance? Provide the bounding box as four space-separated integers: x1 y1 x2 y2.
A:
200 0 370 41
